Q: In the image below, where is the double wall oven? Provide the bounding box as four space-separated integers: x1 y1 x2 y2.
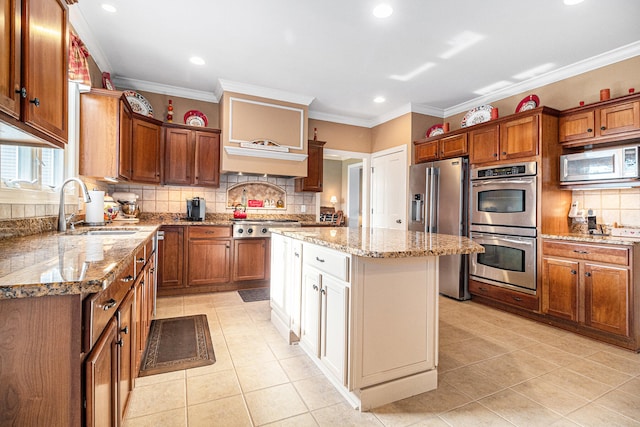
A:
470 162 538 294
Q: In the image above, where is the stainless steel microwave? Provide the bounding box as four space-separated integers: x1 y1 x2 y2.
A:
560 145 639 183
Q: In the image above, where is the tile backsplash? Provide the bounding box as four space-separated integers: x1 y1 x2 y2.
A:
109 174 316 216
571 187 640 227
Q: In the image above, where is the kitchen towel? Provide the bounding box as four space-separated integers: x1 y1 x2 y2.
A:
85 190 105 224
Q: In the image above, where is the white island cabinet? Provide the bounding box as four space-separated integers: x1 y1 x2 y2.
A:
270 227 484 411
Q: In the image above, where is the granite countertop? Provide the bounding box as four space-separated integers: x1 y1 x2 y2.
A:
541 233 640 246
272 227 484 258
0 225 159 300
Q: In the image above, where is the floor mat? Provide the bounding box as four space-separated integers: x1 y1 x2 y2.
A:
139 314 215 377
238 287 270 302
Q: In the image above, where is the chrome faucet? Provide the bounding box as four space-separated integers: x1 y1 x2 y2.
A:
58 177 91 232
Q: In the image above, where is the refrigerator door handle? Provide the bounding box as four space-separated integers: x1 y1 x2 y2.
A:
426 168 435 232
432 168 439 233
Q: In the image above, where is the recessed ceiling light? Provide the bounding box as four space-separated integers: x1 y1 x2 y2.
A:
373 4 393 18
101 4 117 13
189 56 205 66
564 0 584 5
374 96 386 103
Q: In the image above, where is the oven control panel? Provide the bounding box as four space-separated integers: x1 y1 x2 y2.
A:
472 161 537 180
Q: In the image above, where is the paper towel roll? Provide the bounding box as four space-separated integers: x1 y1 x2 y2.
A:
86 190 105 224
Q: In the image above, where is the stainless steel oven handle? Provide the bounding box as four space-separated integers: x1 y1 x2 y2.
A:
472 179 534 186
475 235 534 245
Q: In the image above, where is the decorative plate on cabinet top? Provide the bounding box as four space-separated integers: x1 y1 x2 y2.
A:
461 105 493 128
123 90 154 117
184 110 208 127
516 94 540 113
426 124 444 138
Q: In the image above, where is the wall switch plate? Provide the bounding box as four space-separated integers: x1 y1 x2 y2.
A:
301 205 306 213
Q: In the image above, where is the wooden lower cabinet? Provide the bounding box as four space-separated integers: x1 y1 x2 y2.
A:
233 238 269 282
541 239 637 350
188 237 232 285
469 279 539 311
85 317 118 427
158 225 271 295
117 289 136 422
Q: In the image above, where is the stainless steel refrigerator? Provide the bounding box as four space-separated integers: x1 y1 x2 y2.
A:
409 157 470 300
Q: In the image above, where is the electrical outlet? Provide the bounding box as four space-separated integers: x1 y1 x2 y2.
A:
301 205 306 213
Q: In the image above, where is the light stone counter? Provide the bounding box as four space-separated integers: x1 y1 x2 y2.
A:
271 226 484 258
541 232 640 246
0 225 159 299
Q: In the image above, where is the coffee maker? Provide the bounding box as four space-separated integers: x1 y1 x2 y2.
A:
186 197 206 221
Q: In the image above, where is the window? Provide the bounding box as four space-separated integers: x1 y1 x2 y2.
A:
0 144 64 190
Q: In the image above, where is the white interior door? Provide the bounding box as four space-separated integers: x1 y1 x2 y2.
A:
371 146 407 229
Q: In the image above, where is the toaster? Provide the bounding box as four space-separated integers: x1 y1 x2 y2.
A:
186 197 206 221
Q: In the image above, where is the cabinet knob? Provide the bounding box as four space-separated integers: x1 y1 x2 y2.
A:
137 257 145 263
571 269 577 275
116 339 124 347
120 275 134 283
493 153 498 157
587 128 593 133
502 151 507 155
29 97 40 107
121 326 129 335
585 272 592 277
600 126 606 131
15 87 26 98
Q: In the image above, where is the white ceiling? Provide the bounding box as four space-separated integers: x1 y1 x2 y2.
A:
71 0 640 127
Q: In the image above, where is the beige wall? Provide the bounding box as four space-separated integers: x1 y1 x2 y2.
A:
321 160 343 208
136 91 220 129
308 119 372 153
370 113 412 154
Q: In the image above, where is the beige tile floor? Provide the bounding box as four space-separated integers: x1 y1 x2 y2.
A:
124 293 640 427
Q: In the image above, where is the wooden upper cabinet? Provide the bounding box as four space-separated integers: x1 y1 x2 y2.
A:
131 116 162 184
559 94 640 147
415 133 468 163
295 140 326 192
164 127 193 185
194 130 221 187
80 89 135 181
22 0 68 144
469 125 499 164
163 124 221 187
500 114 538 160
0 0 68 146
0 0 21 119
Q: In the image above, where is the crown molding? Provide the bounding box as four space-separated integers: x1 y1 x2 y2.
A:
409 103 445 119
308 110 374 128
444 41 640 117
111 77 218 102
218 79 315 106
68 6 113 73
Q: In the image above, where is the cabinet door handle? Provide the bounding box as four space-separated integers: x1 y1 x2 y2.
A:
121 326 129 335
29 97 40 107
315 257 325 263
587 128 593 133
137 257 145 263
120 275 134 282
585 272 592 277
502 151 507 155
493 153 498 157
312 284 319 291
321 288 326 295
102 298 117 311
294 252 300 258
512 296 523 302
116 339 124 347
15 87 26 98
571 269 577 275
573 250 589 254
479 286 488 292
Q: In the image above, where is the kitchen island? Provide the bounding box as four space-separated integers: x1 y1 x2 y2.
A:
269 227 483 411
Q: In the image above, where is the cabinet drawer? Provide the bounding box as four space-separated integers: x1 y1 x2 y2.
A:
189 226 232 239
304 244 350 282
542 240 629 266
469 280 538 311
83 259 136 352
